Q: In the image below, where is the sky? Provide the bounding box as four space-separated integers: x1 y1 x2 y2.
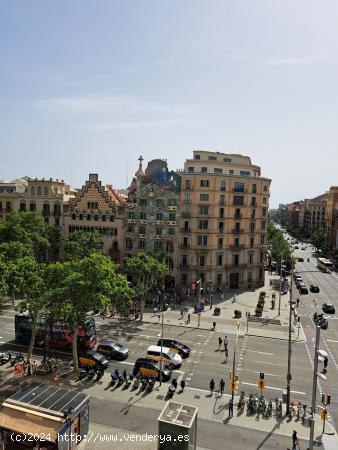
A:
1 0 338 208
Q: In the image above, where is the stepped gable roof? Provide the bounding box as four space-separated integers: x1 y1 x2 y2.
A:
70 175 117 210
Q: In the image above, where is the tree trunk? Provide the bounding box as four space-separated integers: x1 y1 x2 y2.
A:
72 325 79 372
27 313 38 362
11 291 16 306
140 296 144 321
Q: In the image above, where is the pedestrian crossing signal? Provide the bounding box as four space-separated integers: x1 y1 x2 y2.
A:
258 380 265 390
320 410 328 420
231 380 237 392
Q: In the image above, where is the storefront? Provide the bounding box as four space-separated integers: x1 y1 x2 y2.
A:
0 383 89 449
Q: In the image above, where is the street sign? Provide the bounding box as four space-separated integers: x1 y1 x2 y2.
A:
322 394 331 406
260 372 265 380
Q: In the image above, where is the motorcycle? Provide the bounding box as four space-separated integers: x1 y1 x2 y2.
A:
125 373 133 387
87 368 96 380
141 377 148 391
132 375 140 389
78 367 88 380
0 352 11 365
110 371 117 386
146 377 155 392
95 368 105 382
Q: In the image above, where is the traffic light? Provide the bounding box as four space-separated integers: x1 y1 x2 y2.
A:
324 356 328 370
260 372 265 380
322 394 331 405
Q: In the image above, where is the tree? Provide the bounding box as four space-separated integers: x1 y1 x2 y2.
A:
0 257 8 307
14 257 48 361
62 231 103 260
124 252 169 320
268 223 293 269
311 229 326 252
47 253 134 371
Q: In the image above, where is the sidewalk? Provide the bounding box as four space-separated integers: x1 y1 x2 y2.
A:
142 272 303 341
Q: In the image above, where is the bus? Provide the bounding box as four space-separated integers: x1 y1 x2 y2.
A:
14 314 97 351
317 258 333 273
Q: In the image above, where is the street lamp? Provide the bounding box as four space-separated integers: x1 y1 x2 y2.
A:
278 253 284 316
209 279 212 309
286 260 293 416
231 321 241 404
159 308 170 386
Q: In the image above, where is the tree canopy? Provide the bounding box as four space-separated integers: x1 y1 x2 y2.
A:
62 230 104 260
268 223 293 264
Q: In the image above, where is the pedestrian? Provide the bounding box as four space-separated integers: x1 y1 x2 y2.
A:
220 292 224 301
153 306 157 316
209 378 215 395
296 298 300 307
292 430 299 449
219 378 225 395
218 336 222 350
54 370 60 387
228 399 233 418
213 321 216 330
225 347 229 361
187 313 191 324
180 309 184 319
323 356 328 372
32 360 37 375
224 335 228 348
233 293 236 303
180 379 186 391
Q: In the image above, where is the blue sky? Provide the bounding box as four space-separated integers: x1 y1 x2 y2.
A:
1 0 338 207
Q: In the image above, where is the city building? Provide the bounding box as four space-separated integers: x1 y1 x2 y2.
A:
326 186 338 251
302 194 327 237
63 174 124 263
177 150 271 290
124 157 181 287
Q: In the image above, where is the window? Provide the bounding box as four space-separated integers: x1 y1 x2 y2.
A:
31 187 35 195
229 169 234 175
250 222 255 232
214 168 222 174
154 241 163 252
234 237 239 247
234 182 245 192
37 186 42 195
166 241 174 252
19 203 26 211
139 226 145 234
201 167 208 173
156 213 163 221
55 218 60 226
200 194 209 201
260 252 264 263
155 227 162 236
183 220 189 231
197 235 208 246
262 208 267 217
263 185 268 192
168 199 177 206
220 180 225 191
110 215 115 222
87 202 98 209
233 254 240 266
181 273 188 284
188 167 195 173
261 235 265 244
251 209 256 219
199 272 206 283
235 222 240 231
208 155 217 161
94 214 99 221
250 237 254 248
139 240 146 250
217 273 223 284
199 255 205 266
263 197 267 204
219 208 224 218
182 255 188 266
199 205 209 215
240 171 250 176
217 254 223 266
44 217 49 224
219 195 225 205
233 196 244 205
218 237 223 248
102 214 106 221
198 220 208 229
218 222 224 232
195 154 200 160
200 180 209 187
249 253 253 264
252 184 257 193
127 224 134 233
128 211 135 219
87 214 91 220
223 157 231 163
139 198 147 207
169 228 175 235
156 199 164 208
169 213 176 221
251 197 256 206
140 211 147 220
261 220 266 230
30 203 36 211
235 208 241 219
185 180 192 189
44 186 49 195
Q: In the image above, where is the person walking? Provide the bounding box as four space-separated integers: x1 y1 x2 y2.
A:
292 430 299 449
187 313 191 324
180 379 186 392
225 347 229 362
224 336 228 350
218 337 222 351
209 378 215 395
213 321 216 330
228 399 233 418
219 378 225 395
220 292 224 301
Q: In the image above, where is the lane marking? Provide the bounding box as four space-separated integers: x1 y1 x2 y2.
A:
253 371 281 378
254 360 284 366
247 350 274 356
241 381 306 395
326 340 338 343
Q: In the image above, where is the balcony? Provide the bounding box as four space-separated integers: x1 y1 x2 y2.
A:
228 245 246 251
181 227 191 233
179 264 190 269
155 235 163 239
234 214 243 219
139 219 147 224
126 218 136 224
224 263 246 269
126 203 138 208
167 221 177 226
168 205 177 211
155 220 164 225
180 243 190 249
232 228 244 234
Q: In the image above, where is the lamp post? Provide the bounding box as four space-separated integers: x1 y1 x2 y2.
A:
278 253 283 316
286 261 293 416
309 325 320 449
231 321 240 404
159 307 170 386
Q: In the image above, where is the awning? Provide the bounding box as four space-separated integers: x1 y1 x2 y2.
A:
0 406 60 442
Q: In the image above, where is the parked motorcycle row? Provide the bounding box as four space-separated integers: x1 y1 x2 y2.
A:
237 392 283 419
0 351 24 366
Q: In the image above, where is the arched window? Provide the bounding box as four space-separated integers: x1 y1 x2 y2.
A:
37 186 42 195
31 187 35 195
44 186 49 195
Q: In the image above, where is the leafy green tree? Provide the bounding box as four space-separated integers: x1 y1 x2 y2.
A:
47 253 134 371
311 229 326 252
62 231 103 260
0 257 9 306
268 223 293 268
124 252 169 320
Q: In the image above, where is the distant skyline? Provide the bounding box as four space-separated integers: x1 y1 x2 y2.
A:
1 1 338 208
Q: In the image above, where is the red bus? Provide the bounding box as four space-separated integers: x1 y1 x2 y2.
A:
14 314 97 351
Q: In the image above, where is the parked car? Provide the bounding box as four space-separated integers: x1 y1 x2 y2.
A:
322 303 335 314
294 246 299 249
132 357 172 381
157 339 190 358
78 350 110 370
310 285 320 293
97 340 129 360
299 286 308 294
298 257 304 262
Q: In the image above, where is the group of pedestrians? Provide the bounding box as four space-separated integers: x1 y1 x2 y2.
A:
217 335 229 359
209 378 226 396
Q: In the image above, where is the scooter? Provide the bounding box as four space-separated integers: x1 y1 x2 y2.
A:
0 352 11 365
125 373 133 387
95 368 105 382
87 368 96 380
146 377 155 392
10 352 24 367
110 371 117 386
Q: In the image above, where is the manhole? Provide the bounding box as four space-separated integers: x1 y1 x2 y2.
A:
194 395 200 399
156 395 164 400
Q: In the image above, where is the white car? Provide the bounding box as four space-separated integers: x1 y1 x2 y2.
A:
147 345 182 368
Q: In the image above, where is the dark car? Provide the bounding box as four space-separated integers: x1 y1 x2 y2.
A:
157 339 191 358
78 350 110 370
300 286 308 295
133 357 171 381
97 340 129 360
310 285 320 293
322 303 335 314
298 257 304 262
297 282 306 290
